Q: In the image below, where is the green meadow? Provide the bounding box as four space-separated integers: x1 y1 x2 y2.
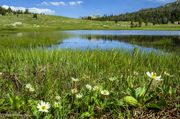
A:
0 48 180 118
0 14 180 118
0 14 180 31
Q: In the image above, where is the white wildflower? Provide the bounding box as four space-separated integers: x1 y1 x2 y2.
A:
146 72 162 81
76 93 83 99
71 88 78 94
25 84 35 92
37 101 50 113
85 84 92 91
71 77 79 82
101 90 110 96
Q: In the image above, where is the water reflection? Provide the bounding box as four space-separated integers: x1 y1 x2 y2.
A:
64 30 180 36
0 30 179 54
53 37 161 53
78 35 180 52
52 30 180 53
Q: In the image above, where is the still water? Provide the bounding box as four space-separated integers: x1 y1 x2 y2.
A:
0 30 180 53
51 30 180 53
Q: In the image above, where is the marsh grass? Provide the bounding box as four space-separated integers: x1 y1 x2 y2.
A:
0 31 68 48
0 48 179 118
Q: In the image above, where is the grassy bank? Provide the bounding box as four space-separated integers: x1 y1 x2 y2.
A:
0 31 69 49
0 14 180 31
0 49 179 118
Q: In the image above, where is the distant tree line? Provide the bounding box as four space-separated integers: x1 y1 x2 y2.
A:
82 0 180 25
0 6 31 15
0 6 39 19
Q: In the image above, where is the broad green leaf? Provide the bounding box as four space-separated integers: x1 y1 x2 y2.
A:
124 96 139 107
135 87 146 98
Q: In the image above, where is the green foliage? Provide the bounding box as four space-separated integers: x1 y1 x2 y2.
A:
0 30 179 119
0 48 179 118
33 14 38 19
7 94 26 111
124 96 139 107
85 1 180 25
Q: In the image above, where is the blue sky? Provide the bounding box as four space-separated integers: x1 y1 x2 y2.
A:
0 0 176 18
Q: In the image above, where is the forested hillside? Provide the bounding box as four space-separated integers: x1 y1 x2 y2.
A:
82 0 180 25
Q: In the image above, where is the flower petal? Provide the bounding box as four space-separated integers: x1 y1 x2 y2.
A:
146 72 151 77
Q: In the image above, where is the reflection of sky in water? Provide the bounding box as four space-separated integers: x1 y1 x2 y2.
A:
64 30 180 36
51 37 162 53
51 30 180 53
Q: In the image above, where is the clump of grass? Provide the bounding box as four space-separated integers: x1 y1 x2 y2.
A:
0 49 179 118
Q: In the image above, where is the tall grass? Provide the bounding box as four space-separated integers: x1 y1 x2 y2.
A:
0 31 67 48
0 49 179 118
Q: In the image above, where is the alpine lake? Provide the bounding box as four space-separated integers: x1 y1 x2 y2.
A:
1 30 180 54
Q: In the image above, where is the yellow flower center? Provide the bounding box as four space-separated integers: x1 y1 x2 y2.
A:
152 73 157 79
41 106 46 110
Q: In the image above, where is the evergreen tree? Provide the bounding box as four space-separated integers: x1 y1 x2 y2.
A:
24 9 29 14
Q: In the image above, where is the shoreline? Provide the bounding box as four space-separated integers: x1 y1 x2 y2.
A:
0 28 180 32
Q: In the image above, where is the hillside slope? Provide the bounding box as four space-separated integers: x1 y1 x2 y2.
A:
0 14 180 31
0 14 128 31
87 0 180 24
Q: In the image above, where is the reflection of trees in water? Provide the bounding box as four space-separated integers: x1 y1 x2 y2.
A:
80 34 180 53
172 37 180 45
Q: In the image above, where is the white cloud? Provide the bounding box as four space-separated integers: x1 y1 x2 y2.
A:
50 2 66 6
40 1 66 6
40 1 83 6
2 5 55 14
41 2 49 6
69 1 83 6
147 0 176 3
29 8 55 14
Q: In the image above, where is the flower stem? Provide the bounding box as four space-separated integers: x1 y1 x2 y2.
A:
144 79 153 97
